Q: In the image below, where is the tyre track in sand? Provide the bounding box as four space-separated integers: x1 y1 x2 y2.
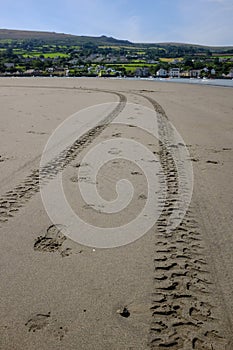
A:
0 89 127 224
139 93 228 350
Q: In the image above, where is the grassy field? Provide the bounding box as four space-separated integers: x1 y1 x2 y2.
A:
160 57 183 62
22 52 70 58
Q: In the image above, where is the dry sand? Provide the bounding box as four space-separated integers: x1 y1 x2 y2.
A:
0 77 233 349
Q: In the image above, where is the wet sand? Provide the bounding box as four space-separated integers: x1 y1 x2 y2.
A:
0 77 233 349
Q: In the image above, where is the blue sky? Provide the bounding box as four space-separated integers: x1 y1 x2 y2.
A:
0 0 232 45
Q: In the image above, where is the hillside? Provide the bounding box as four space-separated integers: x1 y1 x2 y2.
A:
0 29 233 53
0 29 133 46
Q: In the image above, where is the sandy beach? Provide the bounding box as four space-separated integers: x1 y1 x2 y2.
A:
0 77 233 350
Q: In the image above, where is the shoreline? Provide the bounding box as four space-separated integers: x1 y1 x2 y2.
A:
1 75 233 88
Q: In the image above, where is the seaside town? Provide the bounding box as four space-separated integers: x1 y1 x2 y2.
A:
1 35 233 78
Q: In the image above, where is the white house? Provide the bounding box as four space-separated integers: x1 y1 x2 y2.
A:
190 69 201 78
47 67 54 73
24 69 36 75
211 68 216 75
169 68 180 77
156 68 168 77
4 63 15 69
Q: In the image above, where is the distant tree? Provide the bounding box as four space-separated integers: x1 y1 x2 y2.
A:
183 58 194 68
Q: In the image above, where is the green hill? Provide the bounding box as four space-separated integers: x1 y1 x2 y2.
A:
0 28 232 55
0 29 132 46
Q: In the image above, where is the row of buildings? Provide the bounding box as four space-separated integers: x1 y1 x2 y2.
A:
156 67 217 78
3 62 233 79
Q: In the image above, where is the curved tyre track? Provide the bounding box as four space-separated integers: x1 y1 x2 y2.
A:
140 93 228 349
0 90 127 224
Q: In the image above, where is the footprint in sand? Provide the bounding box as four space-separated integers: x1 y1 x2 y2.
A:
108 148 122 155
34 224 71 257
25 312 68 340
0 155 9 163
112 132 122 137
25 312 51 332
138 194 147 200
70 176 79 183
